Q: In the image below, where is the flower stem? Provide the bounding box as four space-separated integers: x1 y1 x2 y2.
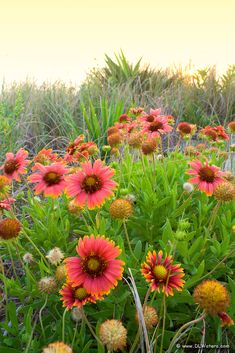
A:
39 295 48 340
82 308 103 346
123 220 138 261
159 295 167 353
23 231 49 265
6 242 18 280
62 307 68 342
166 314 205 353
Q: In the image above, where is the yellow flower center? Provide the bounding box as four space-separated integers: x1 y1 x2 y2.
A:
81 174 102 194
74 287 88 300
87 258 100 271
82 255 107 278
43 171 61 185
153 265 168 281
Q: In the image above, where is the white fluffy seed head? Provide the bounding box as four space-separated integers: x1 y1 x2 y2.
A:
71 307 83 322
183 182 194 193
23 252 34 264
46 247 64 265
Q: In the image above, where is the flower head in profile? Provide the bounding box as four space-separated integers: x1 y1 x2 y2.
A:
193 280 234 327
0 175 11 197
33 148 59 168
0 149 30 182
141 250 185 296
66 160 117 209
60 282 101 309
0 197 15 211
187 159 225 196
65 235 125 296
228 121 235 133
28 163 68 197
142 116 173 139
177 122 196 138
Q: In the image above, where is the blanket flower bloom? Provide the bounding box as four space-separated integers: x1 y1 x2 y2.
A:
33 148 59 168
65 235 125 296
141 250 185 296
187 159 225 196
0 149 30 182
177 122 196 138
60 282 101 309
142 116 173 139
28 163 68 197
66 160 117 209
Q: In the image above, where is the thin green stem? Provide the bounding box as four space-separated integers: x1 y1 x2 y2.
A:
62 307 68 342
82 308 103 346
159 295 167 353
123 220 138 261
0 256 8 321
23 231 49 265
39 295 48 340
6 242 18 280
72 322 78 347
24 315 38 353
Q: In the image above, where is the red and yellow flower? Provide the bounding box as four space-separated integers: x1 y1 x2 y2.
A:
28 162 68 197
60 282 101 309
141 250 185 296
66 160 117 209
187 159 225 196
0 149 30 182
65 235 125 296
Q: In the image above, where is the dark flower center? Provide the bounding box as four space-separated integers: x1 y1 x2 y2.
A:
74 287 88 300
67 143 77 155
43 171 61 186
178 123 192 134
4 160 19 174
82 255 107 278
199 167 215 182
146 115 155 122
81 175 102 194
149 121 163 132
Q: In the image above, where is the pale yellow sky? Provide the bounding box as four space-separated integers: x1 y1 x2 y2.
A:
0 0 234 84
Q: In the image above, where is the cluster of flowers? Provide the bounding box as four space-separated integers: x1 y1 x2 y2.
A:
0 108 234 352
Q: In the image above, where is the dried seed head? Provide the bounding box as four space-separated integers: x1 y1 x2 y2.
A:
136 305 158 330
0 218 21 240
214 182 235 202
38 276 57 294
55 264 67 282
71 307 83 322
23 253 34 264
99 319 127 352
46 248 64 266
109 199 133 219
183 182 194 193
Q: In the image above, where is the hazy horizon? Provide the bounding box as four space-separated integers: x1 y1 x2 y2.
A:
0 0 234 85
